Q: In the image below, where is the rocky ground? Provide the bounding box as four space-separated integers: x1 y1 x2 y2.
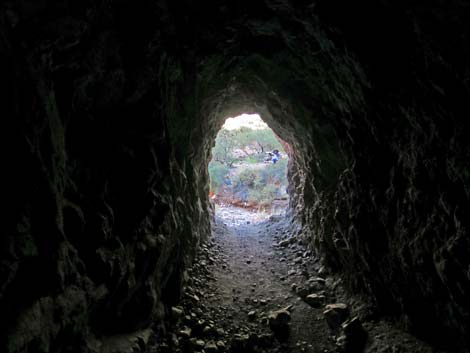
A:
152 207 454 353
213 204 277 226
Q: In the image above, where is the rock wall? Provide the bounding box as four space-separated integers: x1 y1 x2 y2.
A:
313 1 470 347
1 2 210 351
1 0 470 351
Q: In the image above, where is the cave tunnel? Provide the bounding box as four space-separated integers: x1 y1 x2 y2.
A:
1 0 470 352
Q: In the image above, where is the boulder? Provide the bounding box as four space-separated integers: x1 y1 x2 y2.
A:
268 308 291 340
304 294 325 308
341 317 367 353
323 303 349 330
204 340 219 353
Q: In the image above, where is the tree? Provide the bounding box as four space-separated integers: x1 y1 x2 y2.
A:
211 129 239 167
208 123 289 206
246 128 282 154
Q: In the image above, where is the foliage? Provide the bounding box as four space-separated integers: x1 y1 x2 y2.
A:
234 169 258 188
211 129 240 167
224 157 287 204
209 123 288 206
259 159 288 184
244 128 281 154
249 184 278 204
208 162 230 193
211 126 283 164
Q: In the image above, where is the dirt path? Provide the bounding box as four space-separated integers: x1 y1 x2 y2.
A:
154 207 450 353
213 205 276 226
206 216 336 353
159 212 337 353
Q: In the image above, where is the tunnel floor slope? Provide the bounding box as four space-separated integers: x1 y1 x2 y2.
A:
153 216 453 353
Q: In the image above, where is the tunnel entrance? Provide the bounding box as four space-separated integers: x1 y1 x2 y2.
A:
208 114 289 225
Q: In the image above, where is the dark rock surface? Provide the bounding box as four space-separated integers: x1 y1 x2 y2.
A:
1 0 470 352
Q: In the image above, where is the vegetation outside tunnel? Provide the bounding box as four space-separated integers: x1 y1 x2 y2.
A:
208 115 289 210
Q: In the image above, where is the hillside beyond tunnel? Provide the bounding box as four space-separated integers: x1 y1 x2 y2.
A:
1 1 470 352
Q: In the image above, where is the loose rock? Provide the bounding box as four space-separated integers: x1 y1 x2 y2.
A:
178 327 192 339
268 308 291 340
323 303 349 330
204 340 219 353
305 293 325 308
341 317 367 352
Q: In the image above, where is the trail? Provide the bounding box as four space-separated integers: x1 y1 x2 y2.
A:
204 214 335 352
154 206 446 353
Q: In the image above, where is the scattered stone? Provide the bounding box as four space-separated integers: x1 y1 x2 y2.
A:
170 333 179 347
284 304 294 311
231 334 250 352
307 280 324 293
156 212 369 353
183 315 192 324
100 329 154 353
171 306 184 319
304 293 325 308
318 266 328 275
309 276 326 285
296 286 310 298
268 308 291 340
341 317 367 352
278 238 295 247
323 303 349 330
257 333 275 348
178 327 192 339
203 325 216 336
204 340 219 353
193 339 206 350
336 334 347 349
192 320 206 336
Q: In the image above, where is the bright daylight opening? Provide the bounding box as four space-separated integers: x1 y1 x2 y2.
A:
208 114 289 225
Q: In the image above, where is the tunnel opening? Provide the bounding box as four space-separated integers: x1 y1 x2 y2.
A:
208 113 290 226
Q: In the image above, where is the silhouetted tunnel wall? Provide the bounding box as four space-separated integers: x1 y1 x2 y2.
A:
2 1 470 351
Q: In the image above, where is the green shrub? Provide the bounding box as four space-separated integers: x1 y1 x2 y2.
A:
248 184 278 204
232 169 258 188
209 120 289 206
208 162 230 193
260 158 288 185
